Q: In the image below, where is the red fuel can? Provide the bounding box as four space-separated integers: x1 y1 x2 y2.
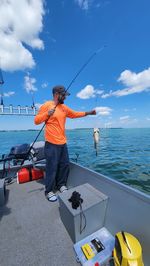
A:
31 168 44 181
17 167 44 184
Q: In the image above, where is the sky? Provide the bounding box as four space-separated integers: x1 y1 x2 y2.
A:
0 0 150 130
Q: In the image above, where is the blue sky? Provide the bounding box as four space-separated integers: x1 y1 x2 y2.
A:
0 0 150 130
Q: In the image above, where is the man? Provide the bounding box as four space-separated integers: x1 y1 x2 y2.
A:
34 85 96 202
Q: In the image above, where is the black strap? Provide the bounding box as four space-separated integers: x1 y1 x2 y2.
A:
68 191 86 234
28 168 32 181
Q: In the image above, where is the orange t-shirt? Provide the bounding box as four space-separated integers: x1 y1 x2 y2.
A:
34 101 85 144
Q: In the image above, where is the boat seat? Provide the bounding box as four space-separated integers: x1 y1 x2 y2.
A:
33 159 46 170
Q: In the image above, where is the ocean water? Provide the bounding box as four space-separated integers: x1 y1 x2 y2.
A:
0 128 150 195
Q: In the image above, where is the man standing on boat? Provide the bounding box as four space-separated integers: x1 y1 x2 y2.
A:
34 85 96 202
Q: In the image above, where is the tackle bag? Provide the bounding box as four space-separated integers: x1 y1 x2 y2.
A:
9 143 30 160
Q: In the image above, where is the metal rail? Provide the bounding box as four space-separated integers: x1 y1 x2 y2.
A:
0 104 37 116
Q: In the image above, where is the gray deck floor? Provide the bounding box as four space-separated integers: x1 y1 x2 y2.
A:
0 179 78 266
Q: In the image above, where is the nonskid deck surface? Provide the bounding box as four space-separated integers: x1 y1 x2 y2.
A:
0 179 78 266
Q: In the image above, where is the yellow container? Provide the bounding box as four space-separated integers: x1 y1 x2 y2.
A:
81 243 95 260
113 231 144 266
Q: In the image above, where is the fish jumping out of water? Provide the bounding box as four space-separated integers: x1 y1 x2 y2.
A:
93 128 100 156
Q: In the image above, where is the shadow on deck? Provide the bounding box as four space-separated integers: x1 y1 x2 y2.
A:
0 179 78 266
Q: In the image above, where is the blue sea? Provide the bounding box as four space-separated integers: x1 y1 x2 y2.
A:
0 128 150 195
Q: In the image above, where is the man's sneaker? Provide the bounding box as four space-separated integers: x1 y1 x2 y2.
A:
59 185 68 193
46 191 57 202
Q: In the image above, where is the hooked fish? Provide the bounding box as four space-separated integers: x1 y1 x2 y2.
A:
93 128 100 156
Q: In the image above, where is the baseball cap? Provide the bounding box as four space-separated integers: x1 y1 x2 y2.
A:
52 85 70 96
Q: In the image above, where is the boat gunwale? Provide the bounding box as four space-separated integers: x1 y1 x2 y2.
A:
70 161 150 203
0 159 149 203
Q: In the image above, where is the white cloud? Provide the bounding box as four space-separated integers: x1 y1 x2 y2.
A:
75 0 110 10
147 117 150 121
95 106 112 116
77 85 95 99
75 0 90 10
96 1 110 9
120 116 130 121
119 115 131 125
24 75 37 94
119 115 138 125
77 85 103 99
0 0 45 71
3 91 15 97
124 108 136 112
101 67 150 98
41 82 48 88
96 89 104 95
101 93 110 99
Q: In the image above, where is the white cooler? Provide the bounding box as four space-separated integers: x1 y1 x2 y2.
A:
74 227 115 266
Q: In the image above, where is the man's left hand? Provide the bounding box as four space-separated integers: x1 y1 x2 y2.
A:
85 110 96 116
90 110 96 115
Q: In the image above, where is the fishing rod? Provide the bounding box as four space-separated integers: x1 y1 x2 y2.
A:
65 45 106 93
20 45 106 166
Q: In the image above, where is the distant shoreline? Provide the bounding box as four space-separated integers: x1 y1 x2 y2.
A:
0 128 122 132
0 129 40 132
0 127 150 132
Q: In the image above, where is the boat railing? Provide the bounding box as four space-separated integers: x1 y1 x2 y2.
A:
0 104 37 116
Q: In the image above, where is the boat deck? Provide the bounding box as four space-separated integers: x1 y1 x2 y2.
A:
0 162 150 265
0 179 78 266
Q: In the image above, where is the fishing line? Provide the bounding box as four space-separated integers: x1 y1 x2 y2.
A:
94 95 99 128
65 45 106 93
93 90 101 157
20 46 106 166
0 58 4 105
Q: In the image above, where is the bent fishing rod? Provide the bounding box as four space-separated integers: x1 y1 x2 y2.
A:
21 45 106 165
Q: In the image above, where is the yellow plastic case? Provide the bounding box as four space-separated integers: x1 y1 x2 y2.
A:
113 231 144 266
